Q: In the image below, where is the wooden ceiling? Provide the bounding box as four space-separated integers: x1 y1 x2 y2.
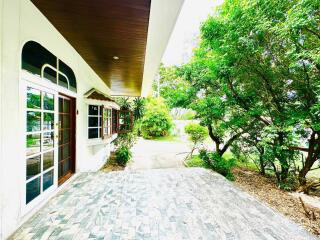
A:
31 0 151 96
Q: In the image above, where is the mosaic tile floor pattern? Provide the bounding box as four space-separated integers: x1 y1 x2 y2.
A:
11 168 317 240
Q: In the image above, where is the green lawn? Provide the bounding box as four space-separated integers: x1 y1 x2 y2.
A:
151 135 180 142
185 155 209 168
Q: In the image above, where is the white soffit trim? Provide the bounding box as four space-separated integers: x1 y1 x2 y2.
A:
141 0 185 97
84 99 120 110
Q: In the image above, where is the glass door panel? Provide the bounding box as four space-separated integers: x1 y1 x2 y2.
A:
25 87 56 204
58 96 75 185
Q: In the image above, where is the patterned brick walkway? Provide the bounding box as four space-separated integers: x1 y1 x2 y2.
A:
11 168 317 240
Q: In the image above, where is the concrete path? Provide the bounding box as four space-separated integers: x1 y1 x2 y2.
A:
11 168 316 240
126 138 189 170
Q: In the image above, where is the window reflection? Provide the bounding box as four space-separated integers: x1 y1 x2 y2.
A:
89 117 99 127
26 177 41 204
63 115 70 128
27 87 41 109
43 113 54 130
43 132 54 151
26 155 41 180
63 158 70 175
43 92 54 111
63 145 70 160
26 133 41 156
89 105 99 115
43 170 54 191
43 151 54 171
27 111 41 132
58 74 69 89
43 67 57 84
63 130 70 144
63 99 70 113
22 41 77 93
88 128 99 139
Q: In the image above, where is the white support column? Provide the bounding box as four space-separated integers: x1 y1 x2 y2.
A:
0 0 3 238
1 0 22 239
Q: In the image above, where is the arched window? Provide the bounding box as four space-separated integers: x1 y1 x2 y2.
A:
22 41 77 92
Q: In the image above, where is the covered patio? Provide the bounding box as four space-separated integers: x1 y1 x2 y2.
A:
10 168 315 239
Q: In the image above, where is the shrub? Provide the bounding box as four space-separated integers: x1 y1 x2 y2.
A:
186 155 210 168
179 111 196 120
133 97 146 120
133 119 143 137
199 149 236 181
113 132 136 167
141 97 173 139
114 132 137 148
185 123 207 158
279 174 299 191
185 123 207 144
115 145 132 166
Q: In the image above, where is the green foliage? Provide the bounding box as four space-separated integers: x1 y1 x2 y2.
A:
178 111 196 120
115 145 132 166
152 135 178 142
186 155 210 168
116 97 131 110
185 123 207 145
279 174 300 191
116 97 146 116
199 149 236 181
155 64 192 109
114 132 136 167
199 0 320 183
132 97 146 120
159 0 320 186
114 132 137 149
133 119 143 137
185 123 208 159
141 97 173 139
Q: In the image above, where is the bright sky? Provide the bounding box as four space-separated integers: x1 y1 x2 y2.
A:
162 0 224 66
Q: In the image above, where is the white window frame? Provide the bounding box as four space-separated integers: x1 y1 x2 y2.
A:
103 108 112 137
21 79 59 215
41 63 70 90
87 104 103 140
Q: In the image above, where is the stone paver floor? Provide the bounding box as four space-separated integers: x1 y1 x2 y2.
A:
11 168 317 240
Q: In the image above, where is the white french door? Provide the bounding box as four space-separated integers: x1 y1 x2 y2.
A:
24 81 59 209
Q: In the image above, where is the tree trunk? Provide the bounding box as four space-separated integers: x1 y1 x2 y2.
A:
207 125 221 154
299 157 315 185
298 132 320 185
271 161 281 183
259 155 266 175
276 132 290 181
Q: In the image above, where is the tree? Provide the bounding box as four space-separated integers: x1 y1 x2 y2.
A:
155 64 191 109
179 45 254 157
199 0 320 183
185 123 208 158
160 0 320 185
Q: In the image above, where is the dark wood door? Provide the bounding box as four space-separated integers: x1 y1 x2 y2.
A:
58 95 76 185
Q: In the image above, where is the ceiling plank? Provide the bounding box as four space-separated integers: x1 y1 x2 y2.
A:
31 0 151 96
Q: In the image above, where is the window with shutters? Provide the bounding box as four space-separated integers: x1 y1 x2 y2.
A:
88 105 103 139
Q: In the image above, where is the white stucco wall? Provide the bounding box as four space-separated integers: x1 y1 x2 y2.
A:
0 0 3 238
0 0 115 238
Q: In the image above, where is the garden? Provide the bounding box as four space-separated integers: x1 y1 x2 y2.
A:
101 0 320 235
156 0 320 235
